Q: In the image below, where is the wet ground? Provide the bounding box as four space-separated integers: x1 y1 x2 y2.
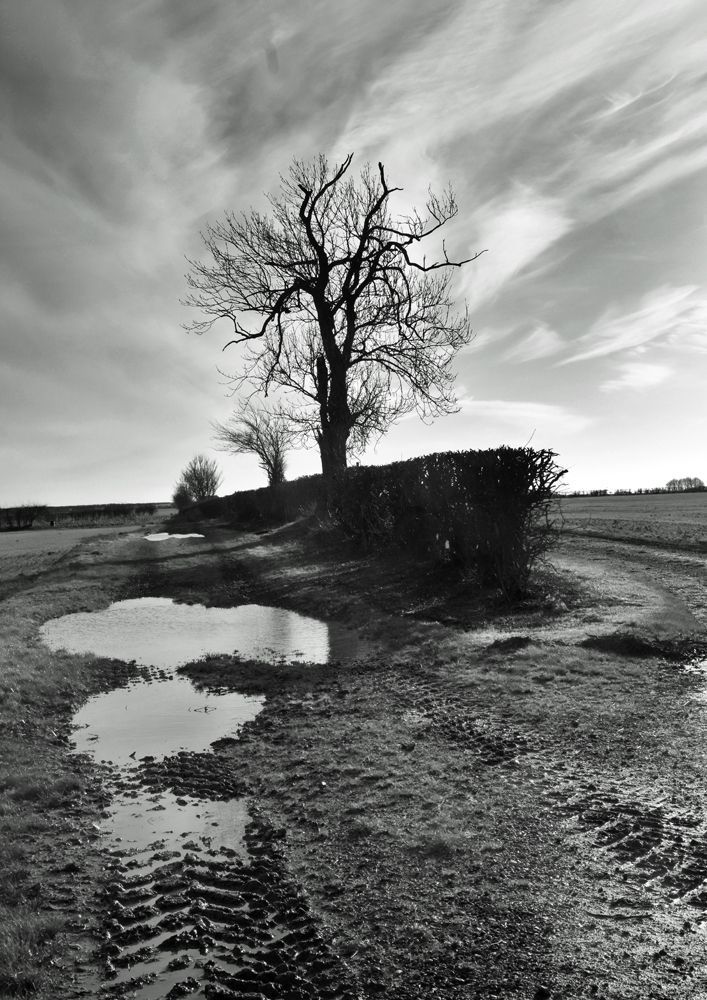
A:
3 515 707 998
41 597 351 669
144 534 205 542
41 595 363 999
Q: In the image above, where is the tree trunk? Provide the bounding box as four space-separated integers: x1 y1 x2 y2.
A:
314 348 350 492
318 422 349 483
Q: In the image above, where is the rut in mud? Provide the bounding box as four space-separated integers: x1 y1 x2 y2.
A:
17 520 706 999
44 593 365 998
394 650 707 923
96 795 359 1000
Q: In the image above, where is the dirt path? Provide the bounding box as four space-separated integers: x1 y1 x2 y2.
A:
2 521 707 998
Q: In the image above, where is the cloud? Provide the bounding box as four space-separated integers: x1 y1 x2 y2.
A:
600 362 673 392
503 324 564 363
459 330 494 354
345 0 707 242
560 286 707 364
592 76 678 122
0 0 704 504
459 187 572 310
458 326 517 355
457 397 592 434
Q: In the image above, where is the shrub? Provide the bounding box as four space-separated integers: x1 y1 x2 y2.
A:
175 455 222 504
172 484 194 512
193 474 323 524
329 448 565 598
192 447 565 598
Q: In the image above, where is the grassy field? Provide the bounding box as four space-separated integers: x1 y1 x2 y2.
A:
558 491 707 551
0 521 161 996
0 524 154 604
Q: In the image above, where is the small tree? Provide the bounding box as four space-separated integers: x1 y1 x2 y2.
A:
213 403 295 488
184 153 483 484
176 454 222 503
172 483 193 512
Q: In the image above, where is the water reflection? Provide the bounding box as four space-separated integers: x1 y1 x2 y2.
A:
45 598 359 998
143 532 204 541
73 673 263 765
41 597 337 667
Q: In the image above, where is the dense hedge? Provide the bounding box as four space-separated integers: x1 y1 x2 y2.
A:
331 448 565 598
192 447 565 598
194 474 322 524
0 505 48 530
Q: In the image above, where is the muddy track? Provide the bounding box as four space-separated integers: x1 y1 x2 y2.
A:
397 658 707 924
90 771 361 999
560 527 707 556
65 526 707 997
557 788 707 911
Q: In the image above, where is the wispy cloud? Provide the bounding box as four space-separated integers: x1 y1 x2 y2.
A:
0 0 704 502
600 361 672 392
593 75 678 122
503 324 563 363
459 187 571 310
560 286 706 364
458 397 592 434
459 325 515 355
458 329 494 355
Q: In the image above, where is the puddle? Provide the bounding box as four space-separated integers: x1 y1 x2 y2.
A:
73 673 263 765
104 787 250 855
143 532 204 541
40 596 358 666
44 599 359 998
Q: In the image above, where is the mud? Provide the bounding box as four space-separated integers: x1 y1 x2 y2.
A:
52 592 366 999
94 808 359 999
7 516 707 999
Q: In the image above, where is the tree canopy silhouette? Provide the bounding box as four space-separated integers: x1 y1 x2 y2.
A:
213 403 294 488
184 154 482 481
175 454 222 504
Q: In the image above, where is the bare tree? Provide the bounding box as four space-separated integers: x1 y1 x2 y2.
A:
666 476 705 492
184 154 483 483
213 403 294 488
176 454 222 502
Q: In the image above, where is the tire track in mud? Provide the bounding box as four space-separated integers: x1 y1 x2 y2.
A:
92 773 361 999
391 658 707 925
553 788 707 917
392 670 535 766
75 675 362 997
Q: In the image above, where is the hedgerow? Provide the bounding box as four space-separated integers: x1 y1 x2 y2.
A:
193 447 566 598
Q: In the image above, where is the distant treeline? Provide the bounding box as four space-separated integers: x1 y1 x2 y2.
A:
0 502 164 531
565 481 705 498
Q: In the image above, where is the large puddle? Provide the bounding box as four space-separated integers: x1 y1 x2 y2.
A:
143 532 204 541
42 599 359 998
40 596 351 666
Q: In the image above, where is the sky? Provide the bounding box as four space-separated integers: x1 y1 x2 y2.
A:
1 0 705 504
